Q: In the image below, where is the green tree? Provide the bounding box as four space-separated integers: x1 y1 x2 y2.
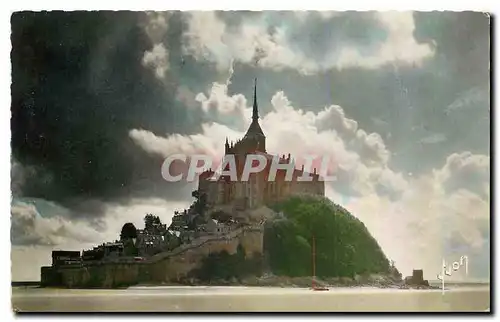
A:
190 245 263 282
144 213 162 232
122 238 139 256
120 223 137 240
144 214 155 230
192 190 207 216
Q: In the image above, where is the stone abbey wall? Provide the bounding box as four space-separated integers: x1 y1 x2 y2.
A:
41 227 264 288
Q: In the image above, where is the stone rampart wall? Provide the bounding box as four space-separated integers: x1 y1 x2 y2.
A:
41 226 264 288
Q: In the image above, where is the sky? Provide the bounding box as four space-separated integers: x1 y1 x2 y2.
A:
10 11 490 281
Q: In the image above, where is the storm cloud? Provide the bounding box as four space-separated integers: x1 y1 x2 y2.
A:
10 11 490 281
10 12 205 208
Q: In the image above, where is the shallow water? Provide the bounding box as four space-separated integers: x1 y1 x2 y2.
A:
12 285 490 312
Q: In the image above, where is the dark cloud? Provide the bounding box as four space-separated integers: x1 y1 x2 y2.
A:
11 11 199 213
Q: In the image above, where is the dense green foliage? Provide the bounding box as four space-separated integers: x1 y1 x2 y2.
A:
190 244 263 282
120 222 137 240
264 195 391 278
144 214 163 232
122 239 139 256
192 190 208 216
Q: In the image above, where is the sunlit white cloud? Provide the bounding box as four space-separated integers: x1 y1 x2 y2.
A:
181 11 434 73
141 12 172 80
142 43 169 79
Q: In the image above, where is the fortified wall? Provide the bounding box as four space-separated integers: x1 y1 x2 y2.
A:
41 226 264 288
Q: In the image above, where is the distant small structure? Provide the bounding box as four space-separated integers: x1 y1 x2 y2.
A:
404 269 429 286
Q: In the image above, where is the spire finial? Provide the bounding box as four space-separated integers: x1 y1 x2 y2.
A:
252 78 259 121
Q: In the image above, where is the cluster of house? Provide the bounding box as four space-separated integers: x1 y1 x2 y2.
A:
50 242 135 268
49 203 241 268
168 206 236 244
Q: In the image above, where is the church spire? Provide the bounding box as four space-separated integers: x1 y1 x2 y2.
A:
242 78 265 147
252 78 259 121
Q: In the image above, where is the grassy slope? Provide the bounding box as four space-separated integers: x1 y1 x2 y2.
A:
264 195 392 278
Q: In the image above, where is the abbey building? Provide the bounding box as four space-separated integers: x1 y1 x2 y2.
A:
198 79 325 210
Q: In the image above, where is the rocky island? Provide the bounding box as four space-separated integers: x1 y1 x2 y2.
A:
40 195 414 289
40 81 419 289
